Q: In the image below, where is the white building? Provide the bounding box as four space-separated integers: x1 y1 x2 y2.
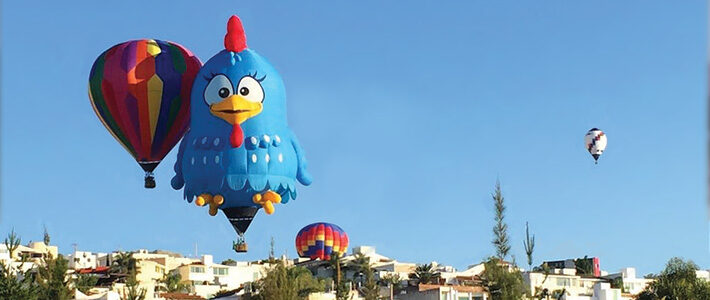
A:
68 251 98 270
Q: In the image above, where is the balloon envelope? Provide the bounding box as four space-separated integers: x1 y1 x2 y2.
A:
89 39 201 180
584 128 607 162
295 223 348 260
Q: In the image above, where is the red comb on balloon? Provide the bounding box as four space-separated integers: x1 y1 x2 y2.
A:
224 15 247 52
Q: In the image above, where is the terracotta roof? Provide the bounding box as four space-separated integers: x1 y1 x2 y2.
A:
159 293 205 299
418 284 486 293
77 266 110 274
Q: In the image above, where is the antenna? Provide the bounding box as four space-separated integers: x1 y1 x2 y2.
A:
194 242 198 258
72 243 78 253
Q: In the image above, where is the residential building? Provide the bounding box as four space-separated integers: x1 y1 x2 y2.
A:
399 284 488 300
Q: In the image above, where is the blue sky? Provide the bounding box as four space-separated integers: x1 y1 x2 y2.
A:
1 1 707 275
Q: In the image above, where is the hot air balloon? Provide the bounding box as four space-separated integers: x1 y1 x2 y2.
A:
584 128 607 164
295 223 349 261
170 16 312 253
89 39 202 188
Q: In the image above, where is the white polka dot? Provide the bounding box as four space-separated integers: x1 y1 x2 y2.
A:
215 156 220 164
263 135 271 143
274 135 281 143
251 154 258 163
278 153 283 162
250 137 258 145
265 154 270 163
203 156 207 164
213 138 220 146
191 157 195 165
201 137 208 144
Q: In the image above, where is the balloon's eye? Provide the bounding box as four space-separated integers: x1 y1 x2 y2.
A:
204 74 233 105
236 76 264 103
218 87 230 98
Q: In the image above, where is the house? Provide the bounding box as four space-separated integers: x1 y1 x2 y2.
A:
602 267 652 295
399 284 488 300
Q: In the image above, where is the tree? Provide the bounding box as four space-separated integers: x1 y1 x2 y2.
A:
75 274 99 294
0 230 39 300
43 226 50 246
111 252 136 277
157 271 189 293
492 180 511 260
573 256 593 276
329 255 351 300
636 257 710 300
351 253 378 300
36 253 73 300
121 269 146 300
522 222 535 270
250 262 325 300
409 263 441 285
221 259 237 266
480 257 525 300
381 273 403 297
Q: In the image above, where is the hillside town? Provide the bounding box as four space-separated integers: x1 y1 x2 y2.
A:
2 234 709 300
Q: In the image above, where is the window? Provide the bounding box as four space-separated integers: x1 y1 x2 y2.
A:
190 266 205 273
459 296 470 300
556 278 570 287
214 268 228 276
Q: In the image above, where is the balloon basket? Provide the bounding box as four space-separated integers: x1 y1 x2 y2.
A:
144 172 156 189
233 239 248 253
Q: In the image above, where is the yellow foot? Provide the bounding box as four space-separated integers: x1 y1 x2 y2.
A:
196 193 224 216
209 195 224 216
196 194 212 207
252 190 281 215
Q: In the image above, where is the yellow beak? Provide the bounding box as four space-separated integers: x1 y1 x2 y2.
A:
209 95 263 125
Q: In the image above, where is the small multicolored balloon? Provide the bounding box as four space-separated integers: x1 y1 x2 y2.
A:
296 223 348 260
88 39 202 188
584 128 607 164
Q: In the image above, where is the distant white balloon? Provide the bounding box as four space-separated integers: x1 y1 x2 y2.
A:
584 128 607 164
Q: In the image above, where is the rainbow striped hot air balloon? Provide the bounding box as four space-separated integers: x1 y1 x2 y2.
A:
295 223 349 261
89 39 202 188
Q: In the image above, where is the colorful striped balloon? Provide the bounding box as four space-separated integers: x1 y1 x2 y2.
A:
88 39 201 188
295 223 349 261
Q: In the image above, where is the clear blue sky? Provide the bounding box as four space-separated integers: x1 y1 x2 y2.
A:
1 1 707 275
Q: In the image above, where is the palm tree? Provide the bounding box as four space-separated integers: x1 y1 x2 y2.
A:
110 252 136 277
328 255 350 300
409 264 441 285
157 272 189 293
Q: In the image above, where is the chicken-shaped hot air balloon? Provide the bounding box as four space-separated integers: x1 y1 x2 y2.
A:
584 128 607 164
171 15 312 252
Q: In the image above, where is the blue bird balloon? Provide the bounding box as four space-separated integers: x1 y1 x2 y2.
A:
171 15 312 252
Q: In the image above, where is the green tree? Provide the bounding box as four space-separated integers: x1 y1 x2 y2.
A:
121 269 146 300
35 253 73 300
251 262 325 300
111 252 136 277
351 253 378 300
75 274 99 294
409 263 441 285
636 257 710 300
522 222 535 270
0 230 40 300
381 273 403 297
574 256 594 276
329 255 351 300
492 180 511 260
221 259 237 266
157 271 189 293
43 226 50 246
480 257 525 300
